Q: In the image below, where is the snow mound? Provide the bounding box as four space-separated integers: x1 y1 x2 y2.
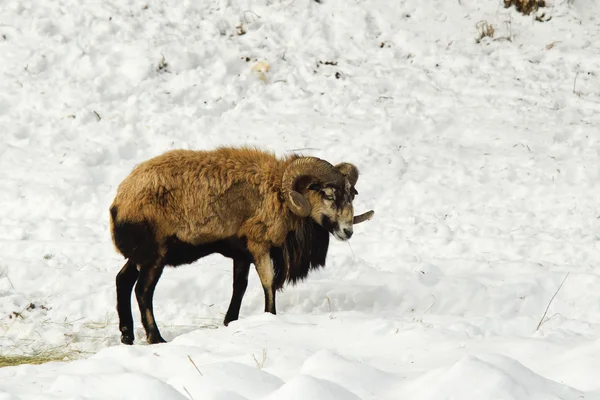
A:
168 361 284 400
48 372 188 400
409 353 586 400
265 375 361 400
300 349 399 400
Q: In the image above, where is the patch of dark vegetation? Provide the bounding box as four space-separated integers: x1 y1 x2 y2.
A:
504 0 546 16
26 302 49 311
157 54 169 73
475 20 495 43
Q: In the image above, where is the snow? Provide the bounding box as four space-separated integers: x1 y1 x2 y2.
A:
1 0 600 398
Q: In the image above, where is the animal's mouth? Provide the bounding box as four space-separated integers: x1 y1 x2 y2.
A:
325 210 374 241
333 229 352 241
323 210 375 242
332 222 354 240
322 216 349 240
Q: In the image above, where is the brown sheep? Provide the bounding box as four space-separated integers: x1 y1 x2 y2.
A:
109 146 374 345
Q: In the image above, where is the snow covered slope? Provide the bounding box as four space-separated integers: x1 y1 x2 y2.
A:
1 0 600 398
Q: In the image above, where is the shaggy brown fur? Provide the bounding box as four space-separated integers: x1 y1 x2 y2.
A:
111 147 298 252
110 146 373 345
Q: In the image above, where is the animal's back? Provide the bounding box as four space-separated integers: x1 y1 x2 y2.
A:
110 147 295 257
116 147 287 200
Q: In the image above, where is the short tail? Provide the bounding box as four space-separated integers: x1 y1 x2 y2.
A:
110 205 159 266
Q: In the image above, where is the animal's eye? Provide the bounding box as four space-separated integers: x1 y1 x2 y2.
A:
323 192 335 201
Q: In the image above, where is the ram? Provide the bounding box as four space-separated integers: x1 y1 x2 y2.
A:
109 146 374 345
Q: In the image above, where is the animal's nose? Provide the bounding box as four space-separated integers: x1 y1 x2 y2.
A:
343 229 353 239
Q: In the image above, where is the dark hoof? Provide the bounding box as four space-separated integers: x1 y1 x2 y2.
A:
121 335 134 345
147 335 167 344
224 315 238 327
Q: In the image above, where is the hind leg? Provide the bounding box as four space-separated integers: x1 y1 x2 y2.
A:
116 260 139 345
224 258 251 326
135 262 166 344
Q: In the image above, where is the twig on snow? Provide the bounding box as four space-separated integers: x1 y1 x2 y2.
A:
536 272 569 331
573 71 581 96
542 312 565 324
513 143 531 152
242 10 261 20
425 295 437 313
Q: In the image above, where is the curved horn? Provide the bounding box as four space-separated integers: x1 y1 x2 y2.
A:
282 157 345 217
335 162 359 187
353 210 374 224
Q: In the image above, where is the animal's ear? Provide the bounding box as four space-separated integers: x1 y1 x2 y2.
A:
335 163 359 186
288 191 311 217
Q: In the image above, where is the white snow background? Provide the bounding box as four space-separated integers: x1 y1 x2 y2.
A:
1 0 600 398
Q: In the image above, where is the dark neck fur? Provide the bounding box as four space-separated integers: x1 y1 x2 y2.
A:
271 218 330 290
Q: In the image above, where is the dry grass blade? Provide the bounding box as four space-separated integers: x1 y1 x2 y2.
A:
252 349 267 369
183 386 195 400
0 268 16 290
573 71 581 96
286 147 321 152
187 355 203 376
536 272 570 331
476 21 495 43
346 240 356 261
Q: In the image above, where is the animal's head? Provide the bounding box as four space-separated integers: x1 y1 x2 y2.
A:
283 157 374 241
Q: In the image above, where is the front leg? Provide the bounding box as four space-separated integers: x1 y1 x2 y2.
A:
247 242 276 315
256 253 277 314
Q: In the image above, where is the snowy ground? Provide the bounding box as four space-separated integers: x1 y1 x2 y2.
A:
1 0 600 398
